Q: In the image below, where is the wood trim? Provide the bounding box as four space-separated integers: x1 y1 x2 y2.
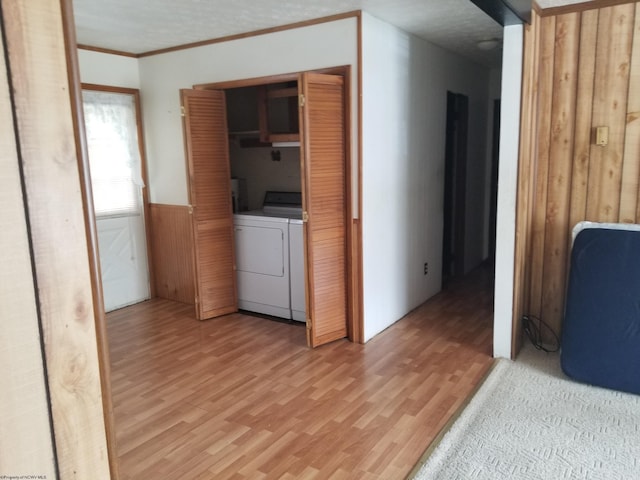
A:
195 67 352 91
195 72 299 90
61 3 120 478
77 43 137 58
81 83 155 298
352 14 365 343
81 82 139 94
257 84 269 142
3 0 111 476
138 10 361 58
628 8 640 221
536 0 637 17
134 88 154 298
532 1 544 15
512 11 542 358
149 204 195 306
354 12 364 343
266 132 300 142
267 87 297 98
341 65 355 343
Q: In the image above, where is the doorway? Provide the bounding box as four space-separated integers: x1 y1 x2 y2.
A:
442 91 469 281
82 86 152 311
181 69 353 348
488 98 501 269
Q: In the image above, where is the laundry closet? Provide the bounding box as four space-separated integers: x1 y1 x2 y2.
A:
180 70 351 347
225 83 306 323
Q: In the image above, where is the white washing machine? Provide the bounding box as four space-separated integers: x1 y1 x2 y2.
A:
233 213 291 318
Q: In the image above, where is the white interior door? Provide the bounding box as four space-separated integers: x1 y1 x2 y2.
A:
82 88 150 312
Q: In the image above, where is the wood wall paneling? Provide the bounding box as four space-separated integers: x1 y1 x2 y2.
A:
513 10 542 356
528 15 556 320
149 204 196 305
624 9 640 222
540 12 581 334
2 0 111 477
0 12 56 477
568 10 599 231
586 4 635 223
537 0 639 17
519 2 640 343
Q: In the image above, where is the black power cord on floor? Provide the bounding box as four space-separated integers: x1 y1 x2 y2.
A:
522 314 560 353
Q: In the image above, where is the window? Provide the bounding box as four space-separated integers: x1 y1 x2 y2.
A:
82 89 144 217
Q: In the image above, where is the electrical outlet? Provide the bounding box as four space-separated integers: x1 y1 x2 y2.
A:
424 262 428 275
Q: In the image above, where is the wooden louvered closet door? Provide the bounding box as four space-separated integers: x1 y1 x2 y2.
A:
180 89 237 319
300 73 348 347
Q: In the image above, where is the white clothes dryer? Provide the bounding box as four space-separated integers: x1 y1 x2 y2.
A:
233 213 291 318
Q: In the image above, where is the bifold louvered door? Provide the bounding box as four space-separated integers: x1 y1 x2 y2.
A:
181 89 237 319
300 73 348 347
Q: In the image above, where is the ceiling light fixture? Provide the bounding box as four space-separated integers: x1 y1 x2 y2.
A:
477 39 500 50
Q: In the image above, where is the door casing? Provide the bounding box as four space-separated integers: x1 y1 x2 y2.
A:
193 66 358 345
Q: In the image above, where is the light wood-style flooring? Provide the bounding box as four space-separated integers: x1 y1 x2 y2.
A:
107 266 494 479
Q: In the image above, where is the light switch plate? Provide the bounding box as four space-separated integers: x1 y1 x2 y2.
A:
596 126 609 146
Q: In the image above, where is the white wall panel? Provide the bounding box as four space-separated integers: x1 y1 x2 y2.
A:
137 18 358 205
361 12 492 341
78 49 140 88
493 24 523 358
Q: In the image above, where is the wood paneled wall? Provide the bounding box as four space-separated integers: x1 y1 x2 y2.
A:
149 204 196 305
1 1 112 477
517 3 640 340
0 8 56 475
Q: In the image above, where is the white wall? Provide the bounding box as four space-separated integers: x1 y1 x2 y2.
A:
136 18 358 205
229 145 301 210
78 49 140 88
78 15 515 350
493 24 523 358
361 13 492 341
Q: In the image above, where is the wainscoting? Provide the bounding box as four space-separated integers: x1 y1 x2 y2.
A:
149 203 195 305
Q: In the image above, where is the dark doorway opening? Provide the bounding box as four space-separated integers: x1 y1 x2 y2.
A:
488 98 501 270
442 91 469 282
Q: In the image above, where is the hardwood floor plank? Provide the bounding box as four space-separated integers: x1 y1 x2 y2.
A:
108 265 494 478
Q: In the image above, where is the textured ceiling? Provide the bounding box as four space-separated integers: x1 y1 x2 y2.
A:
72 0 593 68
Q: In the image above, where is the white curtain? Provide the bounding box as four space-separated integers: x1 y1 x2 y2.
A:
82 89 144 217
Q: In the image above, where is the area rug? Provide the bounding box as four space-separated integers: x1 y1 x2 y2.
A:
409 344 640 479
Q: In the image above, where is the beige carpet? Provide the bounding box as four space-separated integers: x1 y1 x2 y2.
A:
410 344 640 479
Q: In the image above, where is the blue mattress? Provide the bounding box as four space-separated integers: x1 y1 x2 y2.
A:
561 223 640 395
